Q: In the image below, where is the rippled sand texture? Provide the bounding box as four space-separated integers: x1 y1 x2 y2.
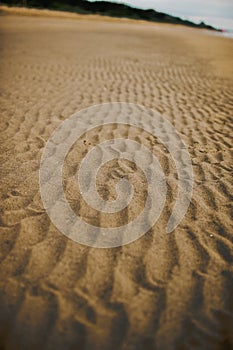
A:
0 12 233 350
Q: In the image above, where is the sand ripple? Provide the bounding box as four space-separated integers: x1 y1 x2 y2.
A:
0 13 232 350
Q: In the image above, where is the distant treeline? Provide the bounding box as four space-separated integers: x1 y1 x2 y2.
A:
1 0 217 30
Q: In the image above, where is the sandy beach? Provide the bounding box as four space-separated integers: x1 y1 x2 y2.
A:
0 7 233 350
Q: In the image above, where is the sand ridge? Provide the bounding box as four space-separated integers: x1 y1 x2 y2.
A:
0 12 233 350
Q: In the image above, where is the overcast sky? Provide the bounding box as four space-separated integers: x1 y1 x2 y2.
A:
90 0 233 29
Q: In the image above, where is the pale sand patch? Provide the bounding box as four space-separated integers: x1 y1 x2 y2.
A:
0 13 232 350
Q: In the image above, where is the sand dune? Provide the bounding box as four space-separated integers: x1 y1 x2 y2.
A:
0 10 233 350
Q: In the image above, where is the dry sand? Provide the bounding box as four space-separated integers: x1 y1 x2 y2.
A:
0 7 233 350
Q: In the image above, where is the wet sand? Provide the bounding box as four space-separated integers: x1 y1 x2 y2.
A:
0 8 233 350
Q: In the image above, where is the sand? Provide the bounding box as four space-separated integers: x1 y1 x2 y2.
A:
0 7 233 350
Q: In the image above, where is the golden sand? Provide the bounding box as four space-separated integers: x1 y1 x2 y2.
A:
0 8 232 350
